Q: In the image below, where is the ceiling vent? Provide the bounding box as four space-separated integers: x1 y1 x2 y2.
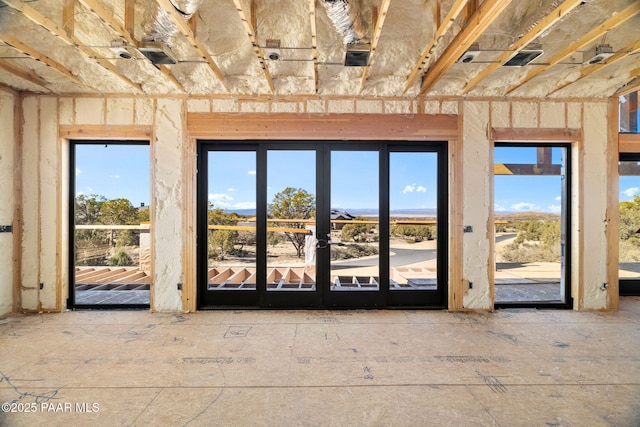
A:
138 41 177 65
458 43 480 63
345 43 370 66
504 43 543 66
583 44 614 64
265 39 281 61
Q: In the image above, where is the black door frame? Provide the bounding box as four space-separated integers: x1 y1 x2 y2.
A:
619 153 640 296
197 140 448 309
493 142 573 309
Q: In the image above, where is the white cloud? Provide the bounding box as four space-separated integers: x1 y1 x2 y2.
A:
209 193 234 207
623 187 640 198
76 191 84 197
555 196 561 201
494 204 507 212
548 204 561 213
402 183 426 194
248 170 256 175
75 168 82 175
109 174 120 179
227 188 236 192
511 202 540 211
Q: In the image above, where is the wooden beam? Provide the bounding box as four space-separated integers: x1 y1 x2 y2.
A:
231 0 274 93
494 163 561 175
0 59 50 90
619 132 640 153
419 0 512 96
506 1 640 94
614 76 640 98
359 0 391 94
549 39 640 96
1 0 143 92
492 127 581 142
63 0 75 38
463 0 584 94
462 0 478 27
124 0 135 40
155 0 229 91
59 125 153 140
0 33 89 87
308 0 319 94
188 113 458 140
404 0 468 93
606 97 619 310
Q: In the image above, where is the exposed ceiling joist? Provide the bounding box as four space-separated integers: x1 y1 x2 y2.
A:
231 0 274 93
308 0 319 94
549 39 640 96
615 70 640 97
75 0 184 92
506 1 640 95
359 0 391 94
1 0 143 92
0 58 50 90
0 32 91 88
419 0 512 96
154 0 229 91
463 0 584 94
404 0 468 94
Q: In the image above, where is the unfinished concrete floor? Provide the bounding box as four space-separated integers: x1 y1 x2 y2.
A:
1 299 640 426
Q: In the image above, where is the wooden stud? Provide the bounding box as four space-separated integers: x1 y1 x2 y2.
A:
308 0 319 94
607 97 619 310
125 0 135 40
62 0 75 38
12 94 23 312
462 0 478 27
404 0 468 94
419 0 513 96
0 60 50 90
231 0 275 93
359 0 391 94
449 103 464 310
506 1 640 94
59 125 153 140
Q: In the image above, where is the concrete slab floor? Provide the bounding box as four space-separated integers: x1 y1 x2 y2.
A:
1 299 639 426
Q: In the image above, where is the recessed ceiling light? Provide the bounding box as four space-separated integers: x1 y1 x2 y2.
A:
458 43 480 63
138 41 177 65
583 44 614 64
345 44 370 67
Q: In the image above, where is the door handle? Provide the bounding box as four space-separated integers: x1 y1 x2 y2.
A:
316 239 329 249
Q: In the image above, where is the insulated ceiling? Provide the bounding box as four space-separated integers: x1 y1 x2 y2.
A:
0 0 638 98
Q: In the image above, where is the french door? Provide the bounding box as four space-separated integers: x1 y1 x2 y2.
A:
197 141 447 309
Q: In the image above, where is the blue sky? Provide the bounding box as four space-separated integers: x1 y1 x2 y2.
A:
75 144 639 215
75 144 150 206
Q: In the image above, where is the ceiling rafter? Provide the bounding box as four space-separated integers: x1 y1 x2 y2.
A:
614 69 640 97
1 0 143 92
506 1 640 95
404 0 468 94
549 39 640 96
75 0 185 92
359 0 391 94
231 0 275 93
308 0 319 94
154 0 229 91
419 0 513 96
0 58 50 90
0 32 92 89
463 0 584 95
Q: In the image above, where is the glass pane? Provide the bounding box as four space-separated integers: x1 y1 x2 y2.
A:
330 151 379 291
267 150 316 291
74 144 150 305
619 160 640 279
207 151 256 290
619 91 638 133
389 152 438 290
494 146 567 303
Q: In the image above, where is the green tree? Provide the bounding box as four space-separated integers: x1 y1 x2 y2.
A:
75 194 106 225
268 187 315 258
341 219 375 242
208 203 241 260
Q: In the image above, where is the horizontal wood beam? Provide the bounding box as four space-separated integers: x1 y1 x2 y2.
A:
619 132 640 153
491 127 581 142
0 59 50 89
494 163 561 175
59 125 153 140
188 113 459 140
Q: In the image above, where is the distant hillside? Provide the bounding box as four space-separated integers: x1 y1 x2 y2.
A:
496 211 560 222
